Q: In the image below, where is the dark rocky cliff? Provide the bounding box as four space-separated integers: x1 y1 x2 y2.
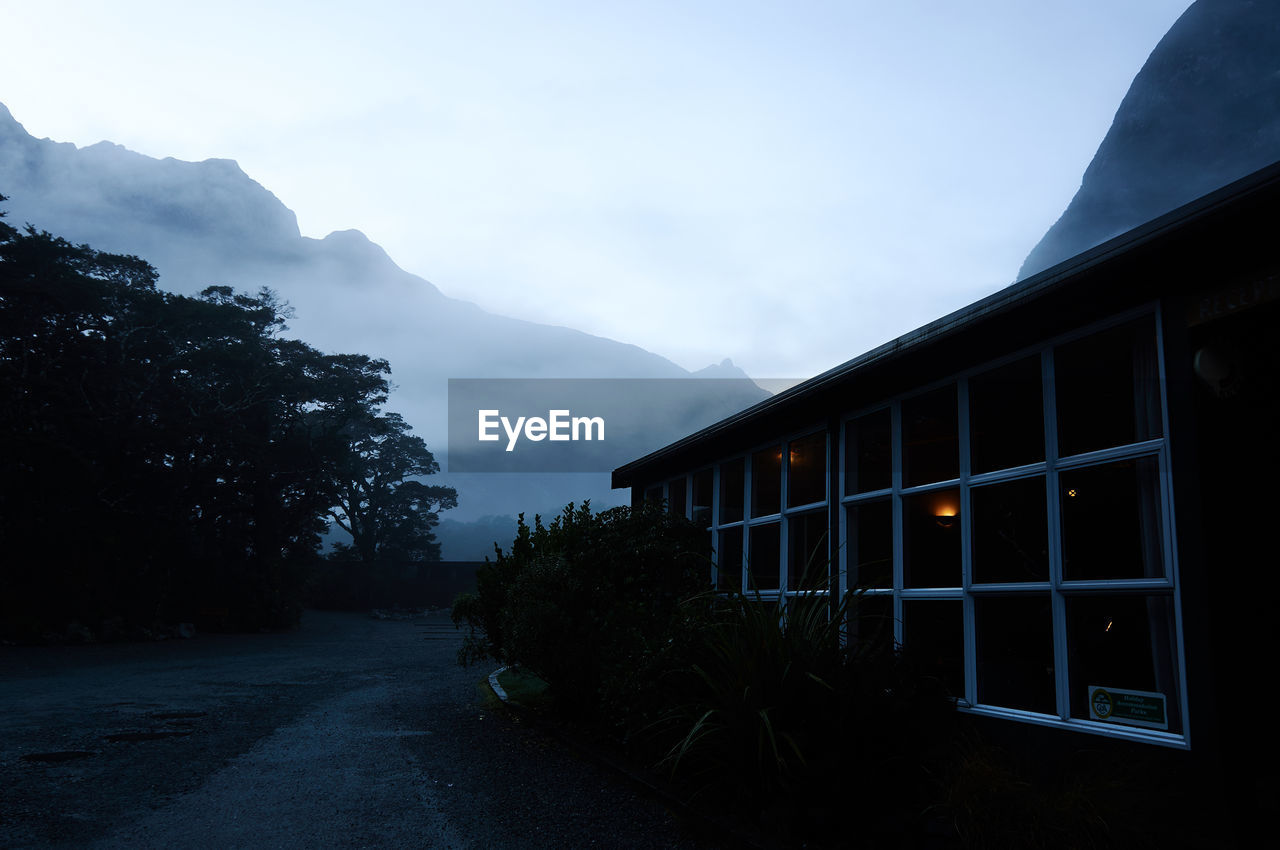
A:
1020 0 1280 279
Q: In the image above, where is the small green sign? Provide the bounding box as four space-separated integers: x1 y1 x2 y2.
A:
1088 686 1168 730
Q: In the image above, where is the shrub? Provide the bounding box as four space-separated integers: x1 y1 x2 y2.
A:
452 500 710 727
657 587 955 841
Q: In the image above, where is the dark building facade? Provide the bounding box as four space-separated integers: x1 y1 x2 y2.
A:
614 162 1279 826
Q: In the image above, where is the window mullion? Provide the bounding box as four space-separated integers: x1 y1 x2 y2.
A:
958 376 977 706
1044 348 1071 721
890 400 904 647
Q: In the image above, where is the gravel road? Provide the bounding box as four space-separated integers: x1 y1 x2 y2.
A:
0 610 719 849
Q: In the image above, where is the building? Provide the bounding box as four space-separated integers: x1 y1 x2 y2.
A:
613 161 1278 823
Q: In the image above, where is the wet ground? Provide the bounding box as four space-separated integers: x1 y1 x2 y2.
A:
0 610 716 849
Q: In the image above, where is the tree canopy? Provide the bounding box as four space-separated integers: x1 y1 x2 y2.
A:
0 193 456 639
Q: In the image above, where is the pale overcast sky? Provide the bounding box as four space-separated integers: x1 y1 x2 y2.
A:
1 0 1192 379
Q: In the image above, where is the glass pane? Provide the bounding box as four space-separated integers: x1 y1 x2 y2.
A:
970 356 1045 473
716 527 743 591
787 431 827 508
975 595 1055 713
692 468 713 527
971 476 1049 583
844 408 891 495
903 386 958 487
1056 316 1163 457
1067 595 1180 733
748 522 781 590
752 447 782 517
788 510 829 590
644 485 663 505
847 499 892 589
668 477 687 519
849 592 895 654
720 458 744 524
902 599 964 698
903 487 961 588
1061 456 1163 581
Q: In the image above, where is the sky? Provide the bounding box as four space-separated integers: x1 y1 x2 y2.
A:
1 0 1193 380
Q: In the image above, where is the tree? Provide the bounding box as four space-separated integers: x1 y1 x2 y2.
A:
325 411 457 566
0 191 456 636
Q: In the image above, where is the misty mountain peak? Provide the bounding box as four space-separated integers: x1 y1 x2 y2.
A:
1020 0 1280 279
0 104 301 257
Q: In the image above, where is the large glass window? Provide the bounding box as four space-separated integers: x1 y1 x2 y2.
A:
971 476 1048 584
748 522 781 590
847 499 892 588
717 527 743 591
1055 316 1162 458
1061 456 1164 581
969 355 1044 473
752 447 782 517
836 311 1183 742
903 487 961 588
692 468 713 528
844 408 891 495
692 429 833 605
902 386 958 486
666 312 1181 742
902 599 963 697
720 458 744 524
788 432 827 508
668 476 687 519
788 509 829 590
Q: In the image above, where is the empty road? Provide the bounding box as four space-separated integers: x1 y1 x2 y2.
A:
0 610 714 849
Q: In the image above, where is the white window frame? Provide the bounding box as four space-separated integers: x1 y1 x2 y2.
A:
836 304 1189 748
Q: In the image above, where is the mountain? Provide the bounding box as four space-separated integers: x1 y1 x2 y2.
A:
0 103 767 522
1020 0 1280 279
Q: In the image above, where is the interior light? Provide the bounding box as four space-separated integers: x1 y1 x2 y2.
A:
1067 489 1078 498
934 505 958 529
1104 617 1113 633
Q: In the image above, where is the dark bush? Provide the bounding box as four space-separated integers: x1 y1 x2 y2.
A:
452 501 710 727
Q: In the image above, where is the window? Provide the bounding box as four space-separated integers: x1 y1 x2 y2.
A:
691 430 831 602
668 476 687 519
839 310 1185 744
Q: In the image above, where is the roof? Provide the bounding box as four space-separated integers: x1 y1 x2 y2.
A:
613 158 1280 489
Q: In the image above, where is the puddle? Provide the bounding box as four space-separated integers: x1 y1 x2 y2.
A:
21 751 97 763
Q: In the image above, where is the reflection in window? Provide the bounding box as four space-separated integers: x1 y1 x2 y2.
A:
692 468 713 528
971 476 1048 583
748 522 781 590
903 386 958 487
787 594 830 629
788 510 829 590
668 477 686 519
720 458 744 524
850 592 895 653
903 487 961 588
788 432 827 508
902 599 963 697
1061 456 1163 581
970 356 1044 473
975 595 1055 713
716 527 743 591
1056 316 1163 458
848 499 892 588
752 447 782 517
1066 594 1180 733
845 408 892 495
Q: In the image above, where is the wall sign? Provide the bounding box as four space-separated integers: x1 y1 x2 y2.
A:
1088 685 1168 730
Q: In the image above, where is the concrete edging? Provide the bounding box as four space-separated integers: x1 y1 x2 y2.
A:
487 666 510 702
